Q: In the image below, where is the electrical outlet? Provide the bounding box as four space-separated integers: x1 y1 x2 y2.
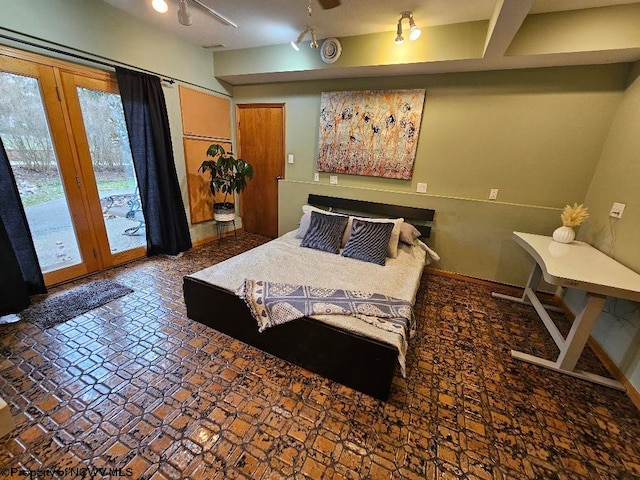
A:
330 175 338 185
610 202 625 219
287 154 294 164
313 172 319 182
489 188 499 200
416 183 427 193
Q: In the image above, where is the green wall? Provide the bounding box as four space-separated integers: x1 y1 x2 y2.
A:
213 4 640 86
233 65 628 286
0 0 226 243
3 0 638 390
565 62 640 391
213 20 488 83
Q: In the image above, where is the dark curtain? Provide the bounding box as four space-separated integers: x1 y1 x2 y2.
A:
0 136 46 315
115 67 192 256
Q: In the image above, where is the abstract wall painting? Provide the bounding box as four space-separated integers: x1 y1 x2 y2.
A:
317 89 426 180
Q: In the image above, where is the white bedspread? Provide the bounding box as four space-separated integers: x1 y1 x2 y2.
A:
187 231 429 373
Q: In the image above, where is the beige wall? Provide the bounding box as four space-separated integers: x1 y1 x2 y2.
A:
565 62 640 391
1 0 226 243
234 64 628 285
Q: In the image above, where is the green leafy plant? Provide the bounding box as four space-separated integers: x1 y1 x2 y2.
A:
198 144 254 208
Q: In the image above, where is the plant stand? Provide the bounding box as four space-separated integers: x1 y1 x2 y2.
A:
216 219 237 242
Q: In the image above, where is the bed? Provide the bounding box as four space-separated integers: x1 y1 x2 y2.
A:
183 195 436 400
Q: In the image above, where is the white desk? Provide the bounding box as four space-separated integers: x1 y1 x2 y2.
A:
492 232 640 390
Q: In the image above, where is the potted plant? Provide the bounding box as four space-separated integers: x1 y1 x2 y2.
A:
199 143 254 222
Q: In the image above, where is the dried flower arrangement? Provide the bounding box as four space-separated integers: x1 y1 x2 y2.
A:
560 203 589 227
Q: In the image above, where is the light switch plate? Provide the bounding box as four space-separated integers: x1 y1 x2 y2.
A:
287 154 294 164
313 173 319 182
416 183 427 193
489 188 499 200
330 175 338 185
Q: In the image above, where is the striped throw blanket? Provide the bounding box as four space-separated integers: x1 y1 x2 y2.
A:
236 279 415 375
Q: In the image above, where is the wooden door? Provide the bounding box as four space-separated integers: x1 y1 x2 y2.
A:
236 104 285 238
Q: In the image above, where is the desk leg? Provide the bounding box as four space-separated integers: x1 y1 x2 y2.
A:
493 263 541 303
492 264 563 312
557 293 605 371
510 291 624 391
494 265 624 390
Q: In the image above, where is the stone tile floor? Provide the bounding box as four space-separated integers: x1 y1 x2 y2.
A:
1 232 639 479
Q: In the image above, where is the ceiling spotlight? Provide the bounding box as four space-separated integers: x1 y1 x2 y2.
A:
408 15 422 41
291 26 318 50
394 21 404 45
395 11 421 44
177 0 192 26
292 0 319 51
291 27 309 51
152 0 168 14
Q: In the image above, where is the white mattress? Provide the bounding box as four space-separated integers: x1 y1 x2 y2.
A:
187 231 428 369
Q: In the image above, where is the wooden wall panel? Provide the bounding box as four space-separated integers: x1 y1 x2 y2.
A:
184 138 233 224
179 85 231 139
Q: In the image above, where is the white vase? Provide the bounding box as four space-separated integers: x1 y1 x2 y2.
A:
552 225 575 244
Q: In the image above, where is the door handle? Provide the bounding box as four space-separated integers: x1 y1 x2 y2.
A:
276 176 283 181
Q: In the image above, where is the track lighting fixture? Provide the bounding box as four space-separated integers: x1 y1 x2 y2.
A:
395 11 421 45
151 0 237 28
190 0 237 27
394 21 403 45
291 28 307 51
291 26 318 50
291 0 319 51
177 0 192 26
152 0 168 14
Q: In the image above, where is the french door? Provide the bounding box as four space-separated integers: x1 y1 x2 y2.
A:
0 47 145 286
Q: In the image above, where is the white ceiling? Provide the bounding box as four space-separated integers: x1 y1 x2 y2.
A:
101 0 640 51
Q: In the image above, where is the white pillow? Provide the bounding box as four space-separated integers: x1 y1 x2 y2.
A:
342 216 404 258
295 204 346 239
399 222 422 245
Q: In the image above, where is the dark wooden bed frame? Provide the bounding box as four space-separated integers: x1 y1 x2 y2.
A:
183 195 435 400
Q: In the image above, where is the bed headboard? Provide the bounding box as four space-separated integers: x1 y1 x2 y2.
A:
307 194 435 238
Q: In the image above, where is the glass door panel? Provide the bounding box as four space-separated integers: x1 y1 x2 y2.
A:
0 69 84 275
1 48 147 286
76 86 145 254
59 71 145 267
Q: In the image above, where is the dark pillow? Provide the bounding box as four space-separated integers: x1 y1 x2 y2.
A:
342 218 394 265
301 211 348 254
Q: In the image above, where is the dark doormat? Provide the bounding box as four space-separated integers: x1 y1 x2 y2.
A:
19 279 133 329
